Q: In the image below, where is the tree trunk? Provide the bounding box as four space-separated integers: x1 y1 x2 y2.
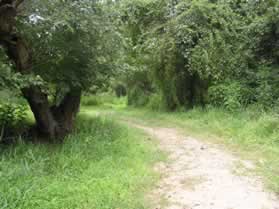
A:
0 1 81 140
52 89 82 137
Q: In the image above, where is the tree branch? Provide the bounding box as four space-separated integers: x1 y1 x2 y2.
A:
15 0 24 8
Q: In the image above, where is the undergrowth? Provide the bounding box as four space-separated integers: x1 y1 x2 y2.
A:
82 94 126 109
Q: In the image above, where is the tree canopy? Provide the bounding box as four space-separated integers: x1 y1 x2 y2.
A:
115 0 279 111
0 0 119 139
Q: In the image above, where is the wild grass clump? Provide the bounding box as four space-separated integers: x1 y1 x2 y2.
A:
0 114 159 209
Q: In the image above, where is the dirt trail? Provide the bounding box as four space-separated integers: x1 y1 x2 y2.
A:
132 123 279 209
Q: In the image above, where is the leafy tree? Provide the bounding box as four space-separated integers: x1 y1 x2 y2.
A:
116 0 279 110
0 0 117 139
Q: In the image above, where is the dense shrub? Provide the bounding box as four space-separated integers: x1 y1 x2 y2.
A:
208 82 244 111
0 103 27 141
127 85 150 107
0 103 27 128
144 0 243 110
118 0 279 111
126 70 153 107
147 93 166 111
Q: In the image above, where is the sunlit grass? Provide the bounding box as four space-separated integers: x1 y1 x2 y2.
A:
0 112 161 209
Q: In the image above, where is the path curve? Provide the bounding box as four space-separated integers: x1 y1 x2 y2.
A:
132 123 279 209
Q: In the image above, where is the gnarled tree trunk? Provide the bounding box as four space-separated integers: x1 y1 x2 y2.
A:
51 89 82 137
0 0 81 140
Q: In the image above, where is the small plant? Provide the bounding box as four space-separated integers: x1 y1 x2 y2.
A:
0 103 27 140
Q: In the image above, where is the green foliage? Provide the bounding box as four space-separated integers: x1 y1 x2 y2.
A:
82 93 127 109
0 49 44 91
15 0 121 104
147 93 166 111
251 66 279 109
0 49 13 89
208 81 252 111
145 0 243 109
0 115 159 209
0 103 27 128
82 96 103 107
0 89 28 140
0 0 124 137
117 0 245 109
114 0 163 108
115 0 279 110
0 103 27 142
128 86 150 107
126 70 153 107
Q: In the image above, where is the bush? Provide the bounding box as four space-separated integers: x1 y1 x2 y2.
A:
0 103 27 128
126 69 153 107
147 93 165 111
254 68 279 109
127 86 150 107
255 82 274 108
208 82 250 111
0 90 27 104
0 103 27 141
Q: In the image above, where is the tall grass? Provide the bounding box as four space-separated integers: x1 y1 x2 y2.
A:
0 115 160 209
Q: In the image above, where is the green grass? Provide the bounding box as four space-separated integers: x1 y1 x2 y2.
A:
84 105 279 194
0 112 161 209
81 94 126 109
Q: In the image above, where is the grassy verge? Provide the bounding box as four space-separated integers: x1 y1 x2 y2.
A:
83 105 279 194
0 111 161 209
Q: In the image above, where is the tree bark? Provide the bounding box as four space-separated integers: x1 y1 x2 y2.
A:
0 1 81 140
52 89 82 136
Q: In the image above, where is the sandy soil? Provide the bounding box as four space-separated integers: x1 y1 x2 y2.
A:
132 124 279 209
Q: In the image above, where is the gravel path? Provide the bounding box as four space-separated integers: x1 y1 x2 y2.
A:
132 124 279 209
